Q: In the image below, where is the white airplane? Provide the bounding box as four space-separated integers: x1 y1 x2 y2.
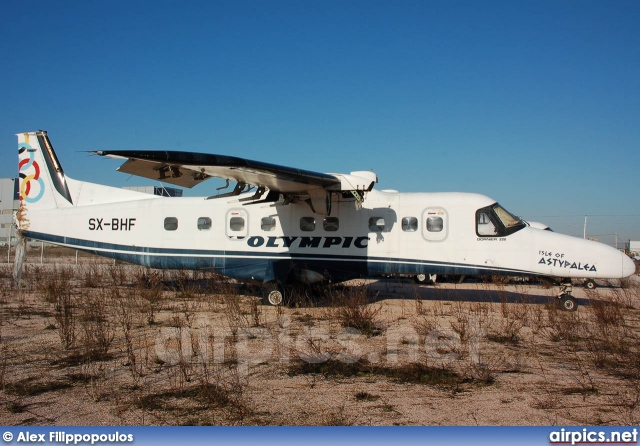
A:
15 131 635 310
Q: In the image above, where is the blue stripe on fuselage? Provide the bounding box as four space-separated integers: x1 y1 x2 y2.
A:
22 230 537 281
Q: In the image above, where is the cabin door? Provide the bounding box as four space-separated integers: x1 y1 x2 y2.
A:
226 209 248 240
421 208 448 242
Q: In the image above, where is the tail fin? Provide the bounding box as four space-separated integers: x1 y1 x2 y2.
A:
17 131 73 210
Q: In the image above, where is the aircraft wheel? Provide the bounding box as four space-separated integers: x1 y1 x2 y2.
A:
559 295 578 312
414 274 429 284
583 279 597 290
263 283 285 306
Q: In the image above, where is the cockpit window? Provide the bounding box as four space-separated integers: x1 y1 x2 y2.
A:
493 204 522 229
476 203 525 237
477 212 497 236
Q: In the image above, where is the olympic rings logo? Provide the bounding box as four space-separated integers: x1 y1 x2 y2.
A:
18 144 45 202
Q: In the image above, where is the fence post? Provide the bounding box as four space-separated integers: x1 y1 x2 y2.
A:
7 223 12 264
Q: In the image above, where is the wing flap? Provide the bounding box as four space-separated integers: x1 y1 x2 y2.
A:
116 158 210 188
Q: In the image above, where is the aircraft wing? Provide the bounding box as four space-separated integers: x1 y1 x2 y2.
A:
92 150 377 213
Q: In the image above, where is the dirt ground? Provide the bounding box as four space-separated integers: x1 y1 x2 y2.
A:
1 248 640 426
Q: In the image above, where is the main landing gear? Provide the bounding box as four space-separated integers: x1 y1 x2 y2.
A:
414 273 437 285
262 282 286 306
261 281 328 307
556 279 578 312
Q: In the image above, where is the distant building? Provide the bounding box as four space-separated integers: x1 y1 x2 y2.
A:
629 241 640 256
0 178 19 245
123 186 183 197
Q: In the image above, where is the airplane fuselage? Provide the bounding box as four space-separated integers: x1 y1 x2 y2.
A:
19 181 632 284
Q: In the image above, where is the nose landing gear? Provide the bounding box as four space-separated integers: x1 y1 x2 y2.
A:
560 294 578 311
556 279 578 311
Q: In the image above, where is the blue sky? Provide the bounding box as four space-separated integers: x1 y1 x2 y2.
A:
1 0 638 245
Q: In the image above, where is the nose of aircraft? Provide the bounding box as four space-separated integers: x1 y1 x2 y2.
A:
622 253 636 278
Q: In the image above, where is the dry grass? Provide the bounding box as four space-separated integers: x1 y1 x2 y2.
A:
1 254 640 425
326 283 384 336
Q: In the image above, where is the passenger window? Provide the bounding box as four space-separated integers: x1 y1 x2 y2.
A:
369 217 385 232
164 217 178 231
300 217 315 232
402 217 418 232
427 217 443 232
197 217 212 230
323 217 339 232
230 217 245 232
261 216 277 231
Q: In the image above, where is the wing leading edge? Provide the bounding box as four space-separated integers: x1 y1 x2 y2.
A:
93 150 377 214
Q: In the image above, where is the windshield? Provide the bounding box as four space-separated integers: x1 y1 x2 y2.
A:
492 204 523 229
476 203 526 237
